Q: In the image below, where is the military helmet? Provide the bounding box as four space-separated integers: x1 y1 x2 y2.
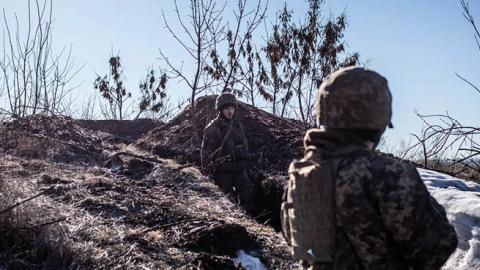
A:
316 66 392 130
215 93 237 111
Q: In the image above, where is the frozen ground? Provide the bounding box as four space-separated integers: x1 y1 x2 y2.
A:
419 168 480 270
235 250 268 270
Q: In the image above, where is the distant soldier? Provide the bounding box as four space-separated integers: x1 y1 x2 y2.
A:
201 93 254 210
282 66 457 270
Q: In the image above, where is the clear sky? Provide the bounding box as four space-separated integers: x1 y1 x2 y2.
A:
1 0 479 150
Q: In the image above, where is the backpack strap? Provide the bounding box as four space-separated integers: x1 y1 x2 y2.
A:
206 120 234 169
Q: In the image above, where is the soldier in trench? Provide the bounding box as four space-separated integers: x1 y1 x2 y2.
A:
201 93 255 211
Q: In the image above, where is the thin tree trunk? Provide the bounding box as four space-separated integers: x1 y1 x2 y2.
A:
250 87 255 107
297 73 306 124
272 86 277 115
280 83 292 118
190 30 202 146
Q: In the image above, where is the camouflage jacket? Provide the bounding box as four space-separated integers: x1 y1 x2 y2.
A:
301 129 457 270
200 114 249 174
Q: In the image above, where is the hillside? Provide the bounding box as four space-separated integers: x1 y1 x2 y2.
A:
0 113 295 269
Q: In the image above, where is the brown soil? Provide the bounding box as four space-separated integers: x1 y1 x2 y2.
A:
79 119 161 143
0 115 105 164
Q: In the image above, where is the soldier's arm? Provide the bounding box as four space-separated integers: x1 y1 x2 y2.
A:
372 162 458 270
238 121 250 157
200 126 219 173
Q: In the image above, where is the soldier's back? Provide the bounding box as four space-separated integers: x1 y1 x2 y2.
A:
333 150 456 270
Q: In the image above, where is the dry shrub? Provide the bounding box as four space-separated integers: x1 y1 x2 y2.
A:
0 116 106 164
11 134 56 159
0 177 86 269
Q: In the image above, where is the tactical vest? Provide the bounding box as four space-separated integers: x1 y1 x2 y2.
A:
216 119 248 163
281 145 367 265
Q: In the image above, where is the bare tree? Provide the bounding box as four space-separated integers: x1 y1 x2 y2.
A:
261 5 295 116
258 0 359 123
0 0 81 119
136 68 168 119
404 1 480 177
456 0 480 93
236 34 262 106
79 95 98 120
94 55 131 120
0 69 5 117
403 112 480 175
205 0 267 98
160 0 225 145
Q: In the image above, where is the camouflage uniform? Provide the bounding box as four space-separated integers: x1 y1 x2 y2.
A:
285 67 457 269
300 129 457 270
201 94 254 209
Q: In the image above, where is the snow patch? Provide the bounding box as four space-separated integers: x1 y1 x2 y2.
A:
418 168 480 269
234 250 268 270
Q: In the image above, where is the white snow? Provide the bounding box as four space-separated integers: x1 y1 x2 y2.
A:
418 168 480 270
234 250 268 270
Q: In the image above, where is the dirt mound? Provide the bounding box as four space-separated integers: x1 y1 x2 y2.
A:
79 119 160 143
2 115 99 144
0 115 104 164
137 95 304 174
137 95 305 231
0 116 161 167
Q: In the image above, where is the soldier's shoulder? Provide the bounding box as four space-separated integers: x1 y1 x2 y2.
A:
335 150 373 180
204 118 220 131
336 151 418 181
288 158 318 175
288 148 324 176
368 152 419 180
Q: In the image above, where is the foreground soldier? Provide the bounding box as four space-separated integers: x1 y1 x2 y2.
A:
282 66 457 270
201 93 254 210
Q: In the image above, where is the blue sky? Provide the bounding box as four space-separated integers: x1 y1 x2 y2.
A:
1 0 479 150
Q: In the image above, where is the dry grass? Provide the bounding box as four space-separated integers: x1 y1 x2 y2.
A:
0 152 294 269
0 157 91 269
